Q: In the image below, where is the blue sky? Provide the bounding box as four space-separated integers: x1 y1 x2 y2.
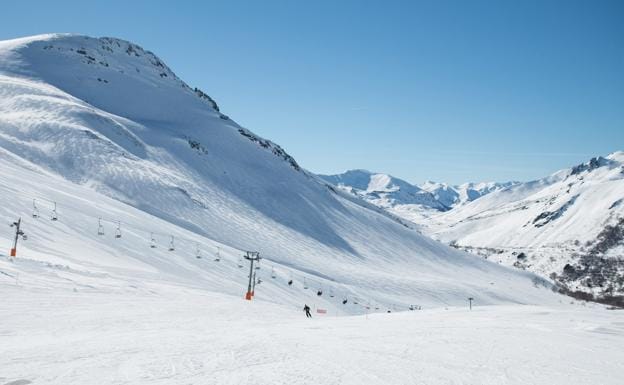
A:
2 0 623 184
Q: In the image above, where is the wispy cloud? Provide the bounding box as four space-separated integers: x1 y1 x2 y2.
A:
434 150 595 157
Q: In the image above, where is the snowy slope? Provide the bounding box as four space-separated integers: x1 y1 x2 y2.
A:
0 33 559 312
426 154 624 299
2 283 622 385
322 157 624 300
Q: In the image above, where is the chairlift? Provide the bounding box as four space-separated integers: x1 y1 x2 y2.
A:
214 247 220 262
51 202 58 221
271 267 276 279
303 277 308 289
168 235 175 251
97 217 105 236
149 232 157 248
329 288 335 298
32 199 39 218
237 257 243 268
195 243 201 259
115 221 122 238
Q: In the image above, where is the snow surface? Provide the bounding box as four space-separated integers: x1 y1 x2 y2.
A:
1 282 622 385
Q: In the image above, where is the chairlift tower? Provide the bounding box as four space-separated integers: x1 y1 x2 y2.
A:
243 251 260 300
9 218 26 258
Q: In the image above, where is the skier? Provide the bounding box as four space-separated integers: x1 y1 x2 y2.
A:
303 304 312 318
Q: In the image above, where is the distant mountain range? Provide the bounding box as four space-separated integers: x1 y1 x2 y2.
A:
318 170 518 222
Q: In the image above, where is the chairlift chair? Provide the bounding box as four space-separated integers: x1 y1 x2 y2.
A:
214 247 220 262
303 277 308 289
115 221 122 238
97 218 105 236
271 267 276 279
195 243 201 259
51 202 58 221
32 199 39 219
168 236 175 251
150 232 157 248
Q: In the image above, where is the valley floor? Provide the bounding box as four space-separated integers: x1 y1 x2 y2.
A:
1 269 622 385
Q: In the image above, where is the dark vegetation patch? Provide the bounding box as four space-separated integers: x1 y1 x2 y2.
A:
237 128 301 171
570 156 610 175
193 87 220 112
532 195 578 228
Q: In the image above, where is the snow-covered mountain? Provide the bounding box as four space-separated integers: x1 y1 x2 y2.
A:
319 170 516 223
0 33 558 313
322 157 624 303
425 153 624 302
319 169 448 210
420 180 520 207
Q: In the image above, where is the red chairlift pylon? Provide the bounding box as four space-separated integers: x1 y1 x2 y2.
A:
243 251 260 300
9 218 27 258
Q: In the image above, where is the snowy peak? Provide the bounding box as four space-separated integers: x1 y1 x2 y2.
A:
318 170 446 210
569 155 621 177
607 151 624 163
419 181 460 208
0 34 222 123
320 170 517 215
454 181 520 204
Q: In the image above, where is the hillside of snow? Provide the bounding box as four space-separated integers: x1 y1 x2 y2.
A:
322 157 624 302
0 33 561 312
425 153 624 300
